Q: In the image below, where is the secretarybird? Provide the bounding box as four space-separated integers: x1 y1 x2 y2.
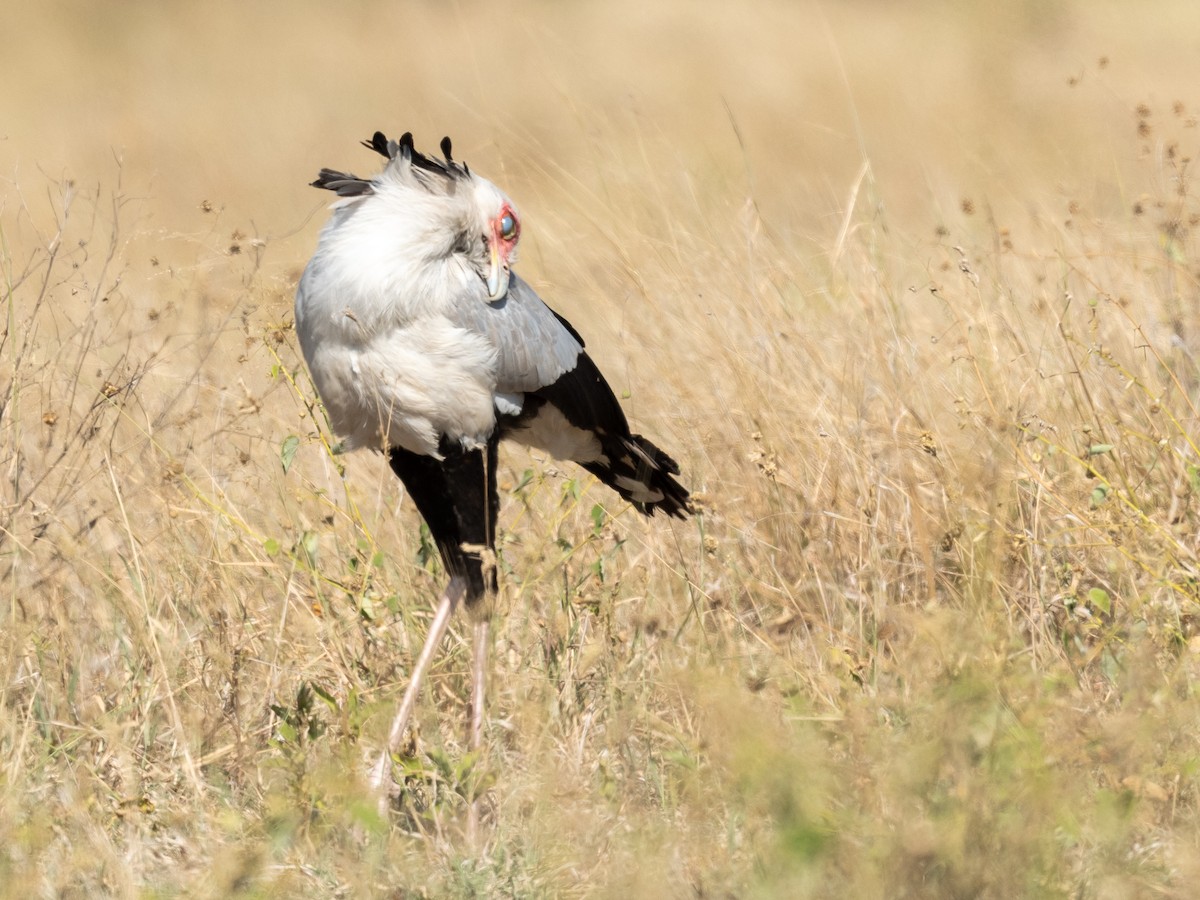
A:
295 131 691 796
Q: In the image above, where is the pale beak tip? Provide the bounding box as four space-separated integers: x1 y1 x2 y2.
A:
486 263 510 301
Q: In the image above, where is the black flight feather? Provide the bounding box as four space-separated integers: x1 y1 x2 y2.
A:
505 351 691 519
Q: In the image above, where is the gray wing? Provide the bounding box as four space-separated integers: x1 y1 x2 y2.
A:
445 273 584 393
446 272 693 519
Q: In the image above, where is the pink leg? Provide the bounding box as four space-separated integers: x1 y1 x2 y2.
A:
370 577 466 795
469 617 489 752
467 616 489 841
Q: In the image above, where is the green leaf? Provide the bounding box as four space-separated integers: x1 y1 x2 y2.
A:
295 682 315 715
1090 484 1109 507
300 530 319 566
665 749 698 771
512 468 535 493
590 504 605 535
359 595 376 621
1087 588 1111 615
416 522 437 569
348 798 387 835
280 435 300 473
1088 443 1114 456
427 747 455 780
263 537 281 557
309 682 338 710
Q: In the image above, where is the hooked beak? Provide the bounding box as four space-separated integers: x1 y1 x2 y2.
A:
485 239 510 300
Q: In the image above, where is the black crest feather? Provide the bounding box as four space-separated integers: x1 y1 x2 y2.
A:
363 131 391 159
364 130 470 181
314 130 471 195
310 167 374 196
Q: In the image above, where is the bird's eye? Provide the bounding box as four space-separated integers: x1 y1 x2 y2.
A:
499 212 517 241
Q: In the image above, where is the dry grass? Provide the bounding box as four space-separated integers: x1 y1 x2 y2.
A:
5 1 1200 896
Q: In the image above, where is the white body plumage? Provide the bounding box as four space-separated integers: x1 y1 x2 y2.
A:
296 167 510 456
295 131 689 518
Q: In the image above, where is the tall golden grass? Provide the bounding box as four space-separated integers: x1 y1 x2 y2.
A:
5 1 1200 895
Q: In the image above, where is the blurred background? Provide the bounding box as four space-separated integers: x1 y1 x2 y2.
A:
5 0 1195 268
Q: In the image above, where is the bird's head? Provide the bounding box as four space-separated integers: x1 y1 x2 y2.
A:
312 132 522 302
471 178 521 301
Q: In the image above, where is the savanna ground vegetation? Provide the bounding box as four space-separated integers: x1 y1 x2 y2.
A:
4 2 1200 896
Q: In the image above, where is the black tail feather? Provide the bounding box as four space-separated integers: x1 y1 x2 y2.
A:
512 349 692 520
584 432 692 519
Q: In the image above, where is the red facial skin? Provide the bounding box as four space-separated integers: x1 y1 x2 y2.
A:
484 203 521 299
492 203 520 260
